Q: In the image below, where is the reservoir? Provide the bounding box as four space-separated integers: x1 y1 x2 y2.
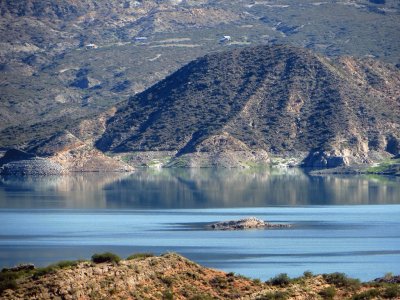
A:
0 168 399 281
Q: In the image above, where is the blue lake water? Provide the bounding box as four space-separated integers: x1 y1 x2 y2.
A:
0 168 399 281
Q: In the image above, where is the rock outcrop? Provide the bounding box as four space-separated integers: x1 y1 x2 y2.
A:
0 149 65 175
302 151 349 168
0 158 65 175
374 275 400 284
209 217 291 230
0 129 133 175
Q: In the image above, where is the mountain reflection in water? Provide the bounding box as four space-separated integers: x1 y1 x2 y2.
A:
1 168 399 209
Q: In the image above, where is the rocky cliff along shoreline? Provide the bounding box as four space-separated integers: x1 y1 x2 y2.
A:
1 253 399 300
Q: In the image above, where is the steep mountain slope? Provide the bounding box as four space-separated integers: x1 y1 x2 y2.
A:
95 45 400 167
1 0 399 148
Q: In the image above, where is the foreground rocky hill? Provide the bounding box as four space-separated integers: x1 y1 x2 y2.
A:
1 0 399 148
1 253 399 300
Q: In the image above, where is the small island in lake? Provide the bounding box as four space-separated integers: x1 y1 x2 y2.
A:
209 217 292 230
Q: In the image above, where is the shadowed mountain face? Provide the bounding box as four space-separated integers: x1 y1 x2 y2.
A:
96 45 400 165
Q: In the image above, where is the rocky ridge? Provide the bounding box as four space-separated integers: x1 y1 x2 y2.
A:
0 115 133 174
1 253 399 300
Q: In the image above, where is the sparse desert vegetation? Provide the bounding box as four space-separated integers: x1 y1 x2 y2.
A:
1 253 399 299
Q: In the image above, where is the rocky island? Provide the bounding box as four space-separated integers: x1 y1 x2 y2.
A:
209 217 291 230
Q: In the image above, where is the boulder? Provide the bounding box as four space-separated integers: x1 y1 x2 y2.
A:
302 151 349 168
374 275 400 284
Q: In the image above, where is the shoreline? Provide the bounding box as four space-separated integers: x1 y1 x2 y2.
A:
1 148 399 176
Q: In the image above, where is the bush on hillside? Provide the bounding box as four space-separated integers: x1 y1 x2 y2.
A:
269 273 291 287
319 286 336 300
126 253 154 260
322 272 360 290
384 285 400 298
0 271 18 293
91 252 121 264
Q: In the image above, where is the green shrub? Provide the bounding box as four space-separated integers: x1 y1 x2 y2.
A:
269 273 291 287
189 294 214 300
162 289 174 300
0 272 18 292
186 271 200 280
161 276 174 287
91 252 121 264
351 289 380 300
126 253 154 260
384 285 400 298
256 291 288 300
319 286 336 300
303 270 313 278
54 260 81 269
33 266 58 279
322 272 360 290
32 260 83 279
210 276 228 289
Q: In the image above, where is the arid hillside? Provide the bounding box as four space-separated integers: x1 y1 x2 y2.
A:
95 45 400 168
1 44 399 171
1 253 399 300
1 0 399 148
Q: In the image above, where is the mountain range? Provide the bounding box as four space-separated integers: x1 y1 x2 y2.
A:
1 0 399 149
